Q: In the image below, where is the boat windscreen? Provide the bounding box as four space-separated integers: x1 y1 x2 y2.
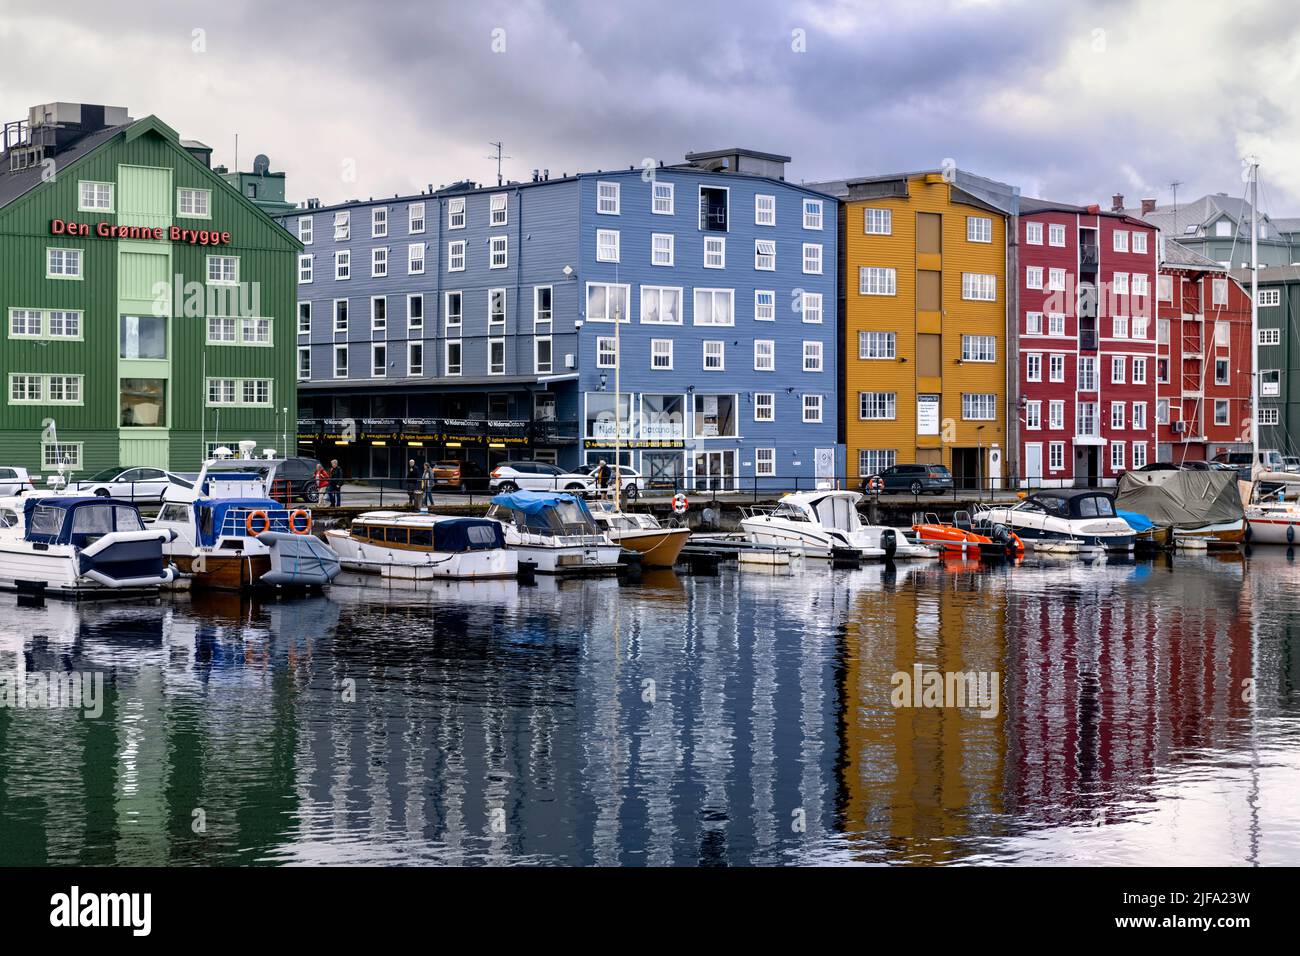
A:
1076 495 1116 518
813 496 857 531
28 504 66 537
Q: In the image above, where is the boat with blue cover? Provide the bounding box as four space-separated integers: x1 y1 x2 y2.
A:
976 490 1135 552
325 512 517 580
0 496 177 597
485 490 621 574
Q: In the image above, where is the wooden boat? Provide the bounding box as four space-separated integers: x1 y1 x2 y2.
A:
589 503 690 568
325 512 517 579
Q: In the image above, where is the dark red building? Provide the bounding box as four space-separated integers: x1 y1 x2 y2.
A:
1017 199 1158 486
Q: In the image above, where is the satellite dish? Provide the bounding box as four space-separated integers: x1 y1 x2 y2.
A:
253 154 270 175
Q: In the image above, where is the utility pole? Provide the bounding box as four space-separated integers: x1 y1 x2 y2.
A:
487 141 510 187
1170 179 1181 227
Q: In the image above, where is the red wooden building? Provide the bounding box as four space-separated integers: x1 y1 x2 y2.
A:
1154 240 1253 463
1016 199 1159 486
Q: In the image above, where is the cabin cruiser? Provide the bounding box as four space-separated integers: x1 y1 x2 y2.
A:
1116 469 1245 549
975 490 1135 552
740 491 933 560
0 496 176 597
152 448 338 590
485 491 621 575
1244 472 1300 545
325 512 517 579
588 502 690 568
912 510 1024 559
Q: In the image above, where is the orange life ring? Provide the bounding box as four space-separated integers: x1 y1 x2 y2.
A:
245 510 270 536
288 509 312 535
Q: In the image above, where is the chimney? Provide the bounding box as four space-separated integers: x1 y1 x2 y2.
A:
1111 193 1125 212
1141 197 1157 215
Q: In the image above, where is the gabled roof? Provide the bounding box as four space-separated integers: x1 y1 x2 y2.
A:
1162 238 1223 270
1125 193 1282 241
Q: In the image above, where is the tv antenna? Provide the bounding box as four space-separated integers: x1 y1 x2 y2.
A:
1170 179 1182 225
487 141 511 187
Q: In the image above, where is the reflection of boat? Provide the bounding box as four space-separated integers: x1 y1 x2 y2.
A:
154 497 339 590
912 510 1024 559
486 491 621 575
325 512 517 579
0 496 176 596
1116 469 1245 549
976 491 1135 552
589 503 690 567
328 570 521 603
740 491 932 560
1244 472 1300 544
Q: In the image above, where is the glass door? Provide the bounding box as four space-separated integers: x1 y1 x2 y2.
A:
693 450 736 491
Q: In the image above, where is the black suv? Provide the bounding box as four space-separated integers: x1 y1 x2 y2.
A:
276 457 324 502
864 463 954 495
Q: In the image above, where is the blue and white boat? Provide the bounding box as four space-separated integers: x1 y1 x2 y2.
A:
0 496 177 597
976 490 1135 553
485 491 621 574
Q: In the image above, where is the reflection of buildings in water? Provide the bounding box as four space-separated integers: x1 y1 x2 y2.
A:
838 563 1009 863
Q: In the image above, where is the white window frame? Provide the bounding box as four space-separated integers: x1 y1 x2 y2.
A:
967 216 992 243
651 232 674 266
802 198 824 230
651 338 674 371
408 202 425 234
408 340 425 377
803 340 823 372
962 273 997 301
298 253 313 284
864 208 892 235
490 193 508 226
754 392 774 422
488 337 506 376
334 250 350 280
652 181 674 215
371 246 388 278
859 331 896 360
596 229 620 263
407 242 425 275
704 236 726 269
755 238 776 271
702 340 725 372
78 180 114 212
597 181 621 215
802 394 823 423
448 240 466 272
754 290 776 323
490 235 508 269
371 342 387 378
802 242 823 275
692 288 734 327
447 198 466 229
371 206 388 238
755 194 776 226
754 339 775 372
1025 221 1043 245
859 267 897 296
176 187 210 219
206 255 238 285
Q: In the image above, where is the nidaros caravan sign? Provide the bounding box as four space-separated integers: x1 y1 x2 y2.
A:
50 218 232 246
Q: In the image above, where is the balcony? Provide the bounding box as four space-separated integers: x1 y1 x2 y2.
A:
1079 244 1099 269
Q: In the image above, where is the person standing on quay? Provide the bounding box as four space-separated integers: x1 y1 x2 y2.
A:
422 461 436 511
596 458 611 501
328 459 343 508
406 459 420 508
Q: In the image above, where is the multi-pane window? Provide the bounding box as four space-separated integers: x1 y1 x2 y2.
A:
1259 328 1282 346
1258 289 1281 307
803 341 823 372
1026 353 1042 381
533 337 551 374
334 250 350 280
961 393 997 420
408 202 425 233
1049 354 1065 382
79 181 113 210
755 194 776 226
860 267 897 295
490 193 508 226
967 216 992 243
1132 403 1147 430
1132 274 1149 297
1026 311 1043 334
693 288 734 326
1110 442 1125 471
13 374 79 403
448 198 466 229
1111 401 1125 429
298 347 311 381
177 188 210 217
587 283 630 322
702 340 725 371
1111 355 1126 383
488 289 506 328
859 392 896 420
445 292 462 332
651 233 674 266
490 236 508 268
1025 401 1041 429
653 182 674 215
1049 401 1065 429
1078 356 1097 390
801 291 823 324
445 340 462 376
651 339 673 370
10 374 42 402
371 344 387 377
859 449 896 475
371 296 387 333
1133 442 1148 469
859 332 896 359
371 246 388 277
488 338 505 375
333 299 349 333
1026 266 1044 289
1133 232 1148 254
754 393 774 421
864 208 892 235
596 337 617 368
1113 230 1129 252
962 273 996 301
803 199 823 230
298 254 313 283
372 207 388 238
640 286 682 324
409 342 424 376
1048 313 1066 336
1112 272 1130 295
1049 442 1065 470
207 316 236 343
961 335 996 362
802 394 823 422
754 340 775 371
333 211 349 241
704 236 726 268
408 295 423 331
596 229 620 262
333 345 348 378
1025 222 1043 244
8 308 82 339
1131 315 1148 338
408 242 425 274
755 448 776 477
754 290 776 322
1048 223 1065 246
1259 407 1280 426
245 378 272 405
802 243 823 274
448 240 466 271
597 181 620 214
207 255 238 284
1047 268 1066 291
755 239 776 270
533 287 552 328
1133 357 1147 384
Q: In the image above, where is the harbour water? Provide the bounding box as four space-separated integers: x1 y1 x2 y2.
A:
1 551 1298 866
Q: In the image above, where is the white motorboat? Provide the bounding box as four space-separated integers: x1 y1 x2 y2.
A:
1245 472 1300 545
975 490 1135 552
485 490 622 575
0 496 176 597
740 491 933 560
325 512 517 579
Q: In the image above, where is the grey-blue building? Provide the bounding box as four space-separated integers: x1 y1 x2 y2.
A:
284 148 841 488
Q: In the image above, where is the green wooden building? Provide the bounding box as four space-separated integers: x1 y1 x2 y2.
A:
0 102 299 480
1232 265 1300 459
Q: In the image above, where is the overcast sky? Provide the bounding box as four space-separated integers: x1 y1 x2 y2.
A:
3 0 1298 213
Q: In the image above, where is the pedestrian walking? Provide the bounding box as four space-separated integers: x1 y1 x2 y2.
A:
595 458 611 500
422 462 436 510
313 463 330 505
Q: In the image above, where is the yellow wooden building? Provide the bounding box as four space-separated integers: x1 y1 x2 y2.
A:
814 170 1017 489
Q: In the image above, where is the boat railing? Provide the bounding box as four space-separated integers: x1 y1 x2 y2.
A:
512 530 610 548
216 507 299 539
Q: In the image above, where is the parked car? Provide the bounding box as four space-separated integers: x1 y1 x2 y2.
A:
574 463 642 500
1282 456 1300 474
1212 450 1283 480
68 466 194 503
489 461 592 494
863 464 954 496
272 456 326 502
0 466 35 496
432 459 488 492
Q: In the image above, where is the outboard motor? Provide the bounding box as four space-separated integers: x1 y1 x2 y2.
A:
879 528 898 560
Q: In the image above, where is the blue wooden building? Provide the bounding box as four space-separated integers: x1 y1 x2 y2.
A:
284 148 841 489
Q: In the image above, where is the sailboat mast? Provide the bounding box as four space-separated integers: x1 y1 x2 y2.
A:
614 296 622 511
1250 158 1260 464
